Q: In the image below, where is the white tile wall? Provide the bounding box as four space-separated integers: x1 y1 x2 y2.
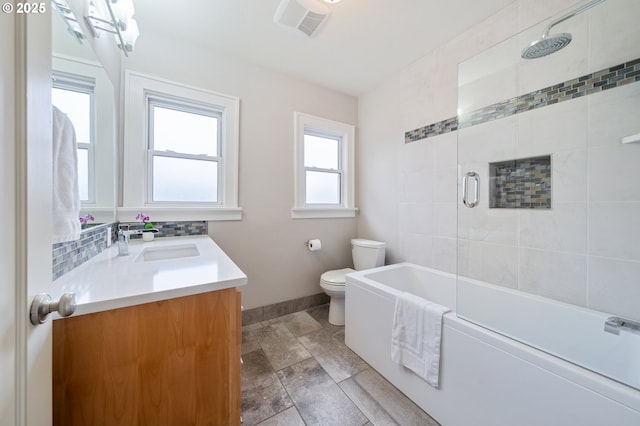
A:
518 248 587 306
590 0 640 71
519 204 587 253
468 241 518 288
454 0 640 321
588 256 640 320
589 202 640 262
358 0 640 321
516 97 588 157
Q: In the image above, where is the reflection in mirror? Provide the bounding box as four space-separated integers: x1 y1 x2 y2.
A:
52 4 117 230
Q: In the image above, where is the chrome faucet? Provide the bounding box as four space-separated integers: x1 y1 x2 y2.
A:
117 225 159 256
117 225 132 256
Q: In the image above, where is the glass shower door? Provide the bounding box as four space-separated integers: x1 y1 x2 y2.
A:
456 0 640 390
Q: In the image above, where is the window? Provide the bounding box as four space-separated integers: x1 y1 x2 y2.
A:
293 112 356 218
148 98 222 203
122 71 240 221
51 73 95 203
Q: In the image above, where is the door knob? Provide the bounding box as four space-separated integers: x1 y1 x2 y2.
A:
30 293 76 325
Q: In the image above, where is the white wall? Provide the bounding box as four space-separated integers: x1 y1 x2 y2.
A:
123 33 358 310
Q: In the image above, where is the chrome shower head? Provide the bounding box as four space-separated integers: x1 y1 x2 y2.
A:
521 33 572 59
521 0 604 60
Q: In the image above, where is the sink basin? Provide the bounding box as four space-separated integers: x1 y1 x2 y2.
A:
135 244 200 262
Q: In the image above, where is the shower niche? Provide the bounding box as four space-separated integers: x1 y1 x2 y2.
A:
489 155 551 209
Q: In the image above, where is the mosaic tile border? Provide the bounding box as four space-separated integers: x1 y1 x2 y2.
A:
122 220 208 239
52 220 208 280
405 57 640 143
52 223 118 280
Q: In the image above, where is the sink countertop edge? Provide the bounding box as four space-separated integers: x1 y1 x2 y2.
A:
51 235 247 318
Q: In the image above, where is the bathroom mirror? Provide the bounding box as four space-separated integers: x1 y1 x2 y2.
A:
52 5 117 229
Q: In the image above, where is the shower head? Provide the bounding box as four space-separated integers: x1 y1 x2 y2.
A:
521 33 572 59
521 0 604 60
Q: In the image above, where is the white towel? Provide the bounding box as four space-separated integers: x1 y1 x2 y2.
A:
52 105 81 243
391 291 450 388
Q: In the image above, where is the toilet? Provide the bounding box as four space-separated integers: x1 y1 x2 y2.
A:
320 238 386 325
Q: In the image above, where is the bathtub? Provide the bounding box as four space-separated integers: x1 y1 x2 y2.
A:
345 263 640 426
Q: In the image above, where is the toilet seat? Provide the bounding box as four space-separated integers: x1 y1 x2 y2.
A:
320 268 355 286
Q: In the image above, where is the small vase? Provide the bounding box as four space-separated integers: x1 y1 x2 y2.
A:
142 232 154 242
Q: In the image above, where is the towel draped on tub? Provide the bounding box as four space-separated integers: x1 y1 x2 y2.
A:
391 291 450 388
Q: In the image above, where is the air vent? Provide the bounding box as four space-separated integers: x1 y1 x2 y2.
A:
274 0 331 38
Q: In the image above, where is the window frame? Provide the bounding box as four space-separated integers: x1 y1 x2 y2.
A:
121 71 241 221
146 95 224 205
292 112 356 219
52 71 96 204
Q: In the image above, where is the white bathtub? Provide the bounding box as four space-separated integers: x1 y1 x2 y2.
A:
345 262 640 426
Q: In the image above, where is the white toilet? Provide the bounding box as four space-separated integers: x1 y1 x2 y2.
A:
320 238 386 325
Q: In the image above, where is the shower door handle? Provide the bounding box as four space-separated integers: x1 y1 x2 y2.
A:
462 171 479 208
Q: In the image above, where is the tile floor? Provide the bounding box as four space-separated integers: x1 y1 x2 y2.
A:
241 304 440 426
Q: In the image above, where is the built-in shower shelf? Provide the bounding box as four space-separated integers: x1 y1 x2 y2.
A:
490 155 551 209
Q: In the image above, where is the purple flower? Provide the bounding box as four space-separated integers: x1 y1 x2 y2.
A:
79 214 95 224
136 213 150 223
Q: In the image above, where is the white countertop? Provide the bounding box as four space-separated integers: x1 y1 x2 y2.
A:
51 235 247 318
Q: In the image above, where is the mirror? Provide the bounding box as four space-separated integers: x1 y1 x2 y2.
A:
52 5 117 229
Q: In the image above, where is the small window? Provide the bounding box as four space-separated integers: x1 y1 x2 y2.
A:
293 112 356 218
51 73 95 203
147 98 222 203
304 132 341 204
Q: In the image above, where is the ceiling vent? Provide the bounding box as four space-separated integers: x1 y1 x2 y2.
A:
274 0 331 37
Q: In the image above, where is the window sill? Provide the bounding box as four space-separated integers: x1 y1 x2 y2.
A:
291 207 358 219
117 206 242 222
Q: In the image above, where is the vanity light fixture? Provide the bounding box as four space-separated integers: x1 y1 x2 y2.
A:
84 0 140 57
52 0 85 44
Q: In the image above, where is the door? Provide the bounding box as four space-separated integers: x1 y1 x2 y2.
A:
1 9 53 426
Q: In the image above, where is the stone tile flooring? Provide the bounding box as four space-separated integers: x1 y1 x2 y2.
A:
241 305 440 426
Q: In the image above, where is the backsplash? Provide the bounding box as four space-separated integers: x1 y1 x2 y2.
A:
52 220 208 280
52 223 118 281
124 220 208 239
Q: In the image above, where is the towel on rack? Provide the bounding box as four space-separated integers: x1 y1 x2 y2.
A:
391 291 450 388
52 105 80 243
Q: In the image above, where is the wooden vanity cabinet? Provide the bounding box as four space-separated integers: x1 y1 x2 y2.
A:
53 287 242 426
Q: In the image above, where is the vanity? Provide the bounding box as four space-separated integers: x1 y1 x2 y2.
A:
51 235 247 426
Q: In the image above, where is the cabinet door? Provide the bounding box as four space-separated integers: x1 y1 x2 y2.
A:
53 287 241 426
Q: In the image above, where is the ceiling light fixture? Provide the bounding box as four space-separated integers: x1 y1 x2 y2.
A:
52 0 85 44
323 0 342 3
84 0 140 56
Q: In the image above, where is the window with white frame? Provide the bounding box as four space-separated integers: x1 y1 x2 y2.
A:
292 112 356 219
51 73 95 203
122 71 240 221
147 96 222 203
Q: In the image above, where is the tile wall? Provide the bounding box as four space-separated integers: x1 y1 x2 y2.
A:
359 0 640 321
454 0 640 320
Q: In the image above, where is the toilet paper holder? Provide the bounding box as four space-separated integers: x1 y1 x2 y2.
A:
304 239 322 251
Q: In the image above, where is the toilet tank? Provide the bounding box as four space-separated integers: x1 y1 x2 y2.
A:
351 239 386 271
